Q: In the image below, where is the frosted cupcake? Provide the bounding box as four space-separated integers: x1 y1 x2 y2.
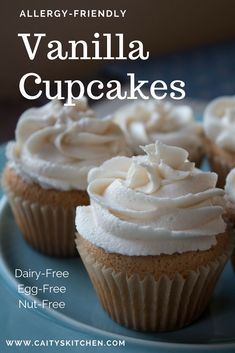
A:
2 98 131 256
114 100 204 164
76 141 232 332
204 96 235 187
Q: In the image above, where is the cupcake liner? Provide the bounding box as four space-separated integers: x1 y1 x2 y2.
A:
77 239 233 332
6 191 77 257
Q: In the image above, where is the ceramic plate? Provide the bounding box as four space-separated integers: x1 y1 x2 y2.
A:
0 196 235 352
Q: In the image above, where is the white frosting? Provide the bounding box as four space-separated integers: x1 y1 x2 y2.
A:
114 100 203 156
225 168 235 204
204 96 235 152
7 98 131 191
75 141 226 256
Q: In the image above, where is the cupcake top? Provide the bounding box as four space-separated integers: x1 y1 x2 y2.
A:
204 96 235 153
7 98 131 191
76 141 226 256
114 100 202 155
225 168 235 204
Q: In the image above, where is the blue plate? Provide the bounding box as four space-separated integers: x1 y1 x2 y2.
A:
0 196 235 352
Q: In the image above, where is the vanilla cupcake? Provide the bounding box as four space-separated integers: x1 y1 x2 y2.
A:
76 141 232 332
114 100 204 164
204 96 235 187
2 98 131 256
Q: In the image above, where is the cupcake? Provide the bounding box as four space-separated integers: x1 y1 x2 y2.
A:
114 100 205 165
2 97 131 256
204 96 235 187
76 141 232 332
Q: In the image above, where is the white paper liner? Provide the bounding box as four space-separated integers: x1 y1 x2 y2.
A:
77 238 233 332
6 191 77 256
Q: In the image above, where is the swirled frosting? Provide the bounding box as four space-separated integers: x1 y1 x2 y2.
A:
225 168 235 204
7 98 131 191
204 96 235 152
75 141 226 255
114 100 203 157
